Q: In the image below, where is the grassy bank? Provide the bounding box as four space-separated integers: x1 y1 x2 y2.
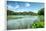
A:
32 21 44 28
31 15 44 28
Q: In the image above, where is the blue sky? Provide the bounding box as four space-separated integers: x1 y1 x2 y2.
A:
7 1 44 13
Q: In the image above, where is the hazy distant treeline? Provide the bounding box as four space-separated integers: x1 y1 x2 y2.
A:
7 10 37 15
7 8 44 15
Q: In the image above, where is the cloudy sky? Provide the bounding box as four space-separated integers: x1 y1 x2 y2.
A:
7 1 44 13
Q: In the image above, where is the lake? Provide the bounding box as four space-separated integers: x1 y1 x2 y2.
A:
7 15 43 30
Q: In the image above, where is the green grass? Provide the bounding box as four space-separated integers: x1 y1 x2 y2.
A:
32 15 44 28
32 21 44 28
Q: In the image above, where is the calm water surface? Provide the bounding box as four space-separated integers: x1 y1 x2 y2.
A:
7 15 42 29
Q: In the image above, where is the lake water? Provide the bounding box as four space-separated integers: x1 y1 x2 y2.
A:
7 15 43 30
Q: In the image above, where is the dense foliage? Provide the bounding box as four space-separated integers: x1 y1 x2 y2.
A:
32 21 44 28
7 10 17 15
38 8 44 15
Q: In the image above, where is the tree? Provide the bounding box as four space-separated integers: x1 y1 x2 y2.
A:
38 8 44 15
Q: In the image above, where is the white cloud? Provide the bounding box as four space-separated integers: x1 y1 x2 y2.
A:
15 5 20 9
31 9 39 13
7 5 16 12
25 3 30 7
7 5 20 12
7 5 39 13
7 5 20 10
8 5 14 10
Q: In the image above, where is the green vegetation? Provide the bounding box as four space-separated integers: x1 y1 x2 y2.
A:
32 16 44 28
32 21 44 28
7 10 37 16
32 8 44 28
38 8 44 15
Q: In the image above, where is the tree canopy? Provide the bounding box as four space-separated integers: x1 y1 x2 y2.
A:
38 8 44 15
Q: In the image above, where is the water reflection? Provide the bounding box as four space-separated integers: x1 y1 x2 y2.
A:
7 15 41 29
